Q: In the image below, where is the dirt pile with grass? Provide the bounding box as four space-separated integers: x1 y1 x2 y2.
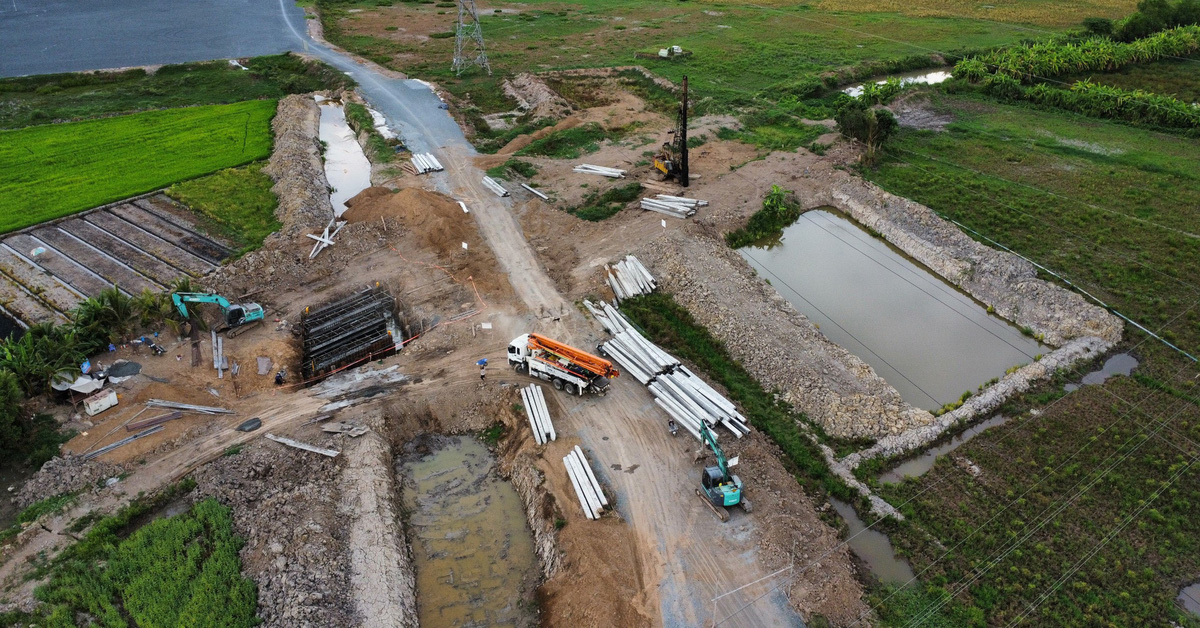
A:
263 95 334 235
503 73 571 120
14 457 125 509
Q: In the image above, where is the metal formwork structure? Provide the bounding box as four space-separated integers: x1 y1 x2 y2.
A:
300 286 399 382
453 0 491 76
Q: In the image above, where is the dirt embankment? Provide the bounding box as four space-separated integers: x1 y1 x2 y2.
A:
14 457 125 510
263 95 335 236
502 73 571 121
641 229 931 439
191 442 355 627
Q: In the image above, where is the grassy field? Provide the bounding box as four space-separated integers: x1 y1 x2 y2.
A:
167 162 281 253
21 493 258 627
815 0 1136 27
0 100 275 234
867 91 1200 354
0 54 351 130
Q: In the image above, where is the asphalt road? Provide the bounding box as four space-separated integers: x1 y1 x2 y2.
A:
0 0 305 77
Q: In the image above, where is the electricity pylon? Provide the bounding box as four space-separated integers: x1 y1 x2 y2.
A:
453 0 491 76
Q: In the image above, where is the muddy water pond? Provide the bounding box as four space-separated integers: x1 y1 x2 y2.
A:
843 69 952 98
315 97 372 216
398 436 538 627
1064 353 1138 392
830 498 915 586
741 209 1048 410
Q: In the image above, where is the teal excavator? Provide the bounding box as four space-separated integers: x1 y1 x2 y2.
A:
696 421 751 522
171 292 265 337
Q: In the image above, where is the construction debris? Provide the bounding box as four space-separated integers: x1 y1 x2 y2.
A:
83 389 118 417
564 445 608 520
409 152 444 175
322 421 370 437
83 425 165 460
144 399 235 414
604 254 656 301
587 300 750 441
520 183 549 200
482 176 509 197
573 164 626 178
126 411 182 431
640 194 707 219
520 384 556 445
257 356 273 375
266 433 340 458
308 217 349 259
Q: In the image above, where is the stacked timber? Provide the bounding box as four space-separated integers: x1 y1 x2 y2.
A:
639 194 708 219
144 399 233 414
563 445 608 520
482 176 509 197
520 384 556 445
585 299 751 441
410 153 444 174
605 254 656 301
573 164 626 178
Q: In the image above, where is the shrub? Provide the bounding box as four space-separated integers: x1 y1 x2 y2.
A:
516 123 609 159
833 96 898 165
570 183 643 221
725 185 803 248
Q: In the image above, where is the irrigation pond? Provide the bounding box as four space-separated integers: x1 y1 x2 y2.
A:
740 208 1048 411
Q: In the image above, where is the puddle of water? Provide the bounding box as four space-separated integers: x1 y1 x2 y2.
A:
843 69 952 98
740 209 1048 410
315 97 372 216
399 436 537 627
880 414 1009 484
1180 582 1200 618
1064 353 1138 392
830 498 915 585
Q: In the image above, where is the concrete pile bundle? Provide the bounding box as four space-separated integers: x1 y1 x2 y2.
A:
639 194 708 219
520 384 556 445
482 176 509 197
410 152 444 174
573 164 626 178
584 299 751 441
563 445 608 520
604 254 656 301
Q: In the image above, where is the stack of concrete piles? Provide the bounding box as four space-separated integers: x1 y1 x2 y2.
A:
605 254 656 301
482 176 509 197
573 164 625 178
640 194 707 218
563 445 607 520
521 384 556 445
584 298 751 442
410 152 444 174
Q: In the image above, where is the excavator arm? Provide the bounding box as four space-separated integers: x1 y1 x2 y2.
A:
528 333 619 379
171 292 232 319
700 421 729 481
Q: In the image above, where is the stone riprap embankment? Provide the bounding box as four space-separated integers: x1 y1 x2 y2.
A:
643 232 933 440
264 95 335 235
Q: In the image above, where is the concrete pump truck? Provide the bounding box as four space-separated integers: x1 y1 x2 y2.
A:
507 333 619 396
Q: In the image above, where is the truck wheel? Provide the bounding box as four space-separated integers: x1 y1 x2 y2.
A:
512 362 526 373
552 378 564 391
564 382 578 395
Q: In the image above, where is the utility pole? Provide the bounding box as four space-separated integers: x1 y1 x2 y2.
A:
453 0 491 76
679 75 689 188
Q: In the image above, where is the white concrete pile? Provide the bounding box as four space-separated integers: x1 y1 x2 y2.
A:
482 176 509 197
584 299 750 441
605 254 656 301
640 194 708 219
520 183 549 200
308 217 348 259
563 445 608 520
520 384 556 445
410 152 443 174
573 164 626 178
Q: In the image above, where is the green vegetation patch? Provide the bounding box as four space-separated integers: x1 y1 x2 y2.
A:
515 122 609 159
485 158 539 180
344 102 395 162
620 292 854 501
726 185 803 249
0 54 351 129
1061 54 1200 102
167 162 281 253
868 92 1200 353
31 493 258 627
0 492 77 542
0 99 276 234
569 182 642 221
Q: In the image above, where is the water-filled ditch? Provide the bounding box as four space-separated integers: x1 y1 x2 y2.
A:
842 69 952 98
315 97 372 216
398 436 538 627
740 208 1048 411
830 498 915 586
